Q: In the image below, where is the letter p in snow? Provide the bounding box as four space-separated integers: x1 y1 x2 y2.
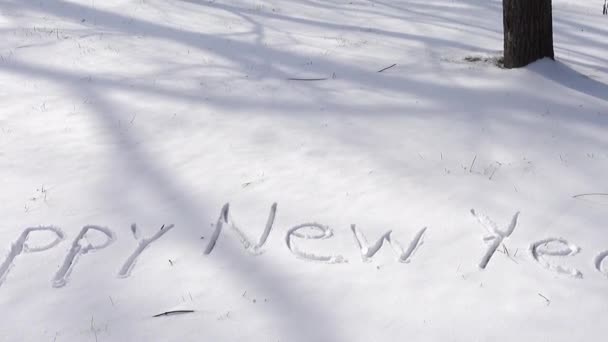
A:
0 226 65 287
52 225 115 288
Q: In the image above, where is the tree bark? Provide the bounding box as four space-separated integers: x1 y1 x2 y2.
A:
503 0 554 69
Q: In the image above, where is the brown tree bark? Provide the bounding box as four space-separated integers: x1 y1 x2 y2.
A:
503 0 554 69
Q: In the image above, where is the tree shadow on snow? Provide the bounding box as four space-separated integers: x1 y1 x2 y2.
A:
0 2 607 340
528 59 608 104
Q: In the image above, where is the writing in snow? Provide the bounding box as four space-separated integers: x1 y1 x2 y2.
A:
1 203 607 288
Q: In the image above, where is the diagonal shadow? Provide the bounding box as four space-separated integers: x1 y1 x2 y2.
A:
528 59 608 104
4 0 490 73
1 5 607 340
8 67 349 342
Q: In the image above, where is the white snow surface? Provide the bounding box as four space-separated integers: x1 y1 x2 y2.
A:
1 0 607 341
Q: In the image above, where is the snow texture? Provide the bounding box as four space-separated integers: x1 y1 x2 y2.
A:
0 0 607 341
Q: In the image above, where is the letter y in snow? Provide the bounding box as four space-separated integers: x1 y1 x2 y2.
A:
471 209 520 269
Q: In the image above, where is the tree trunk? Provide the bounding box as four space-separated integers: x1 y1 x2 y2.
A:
503 0 554 69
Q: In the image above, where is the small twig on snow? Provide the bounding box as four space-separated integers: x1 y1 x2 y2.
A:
153 310 195 317
287 77 328 81
572 193 608 199
538 293 550 305
377 63 396 73
469 155 477 173
489 167 497 180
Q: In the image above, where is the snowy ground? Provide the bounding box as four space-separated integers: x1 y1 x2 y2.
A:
1 0 607 341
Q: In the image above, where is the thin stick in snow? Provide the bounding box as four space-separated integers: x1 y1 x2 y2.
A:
469 155 477 173
287 77 328 81
538 293 550 305
153 310 195 317
572 193 608 198
377 63 396 73
489 167 497 180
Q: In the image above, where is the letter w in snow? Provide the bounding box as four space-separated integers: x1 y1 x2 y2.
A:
350 224 426 263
